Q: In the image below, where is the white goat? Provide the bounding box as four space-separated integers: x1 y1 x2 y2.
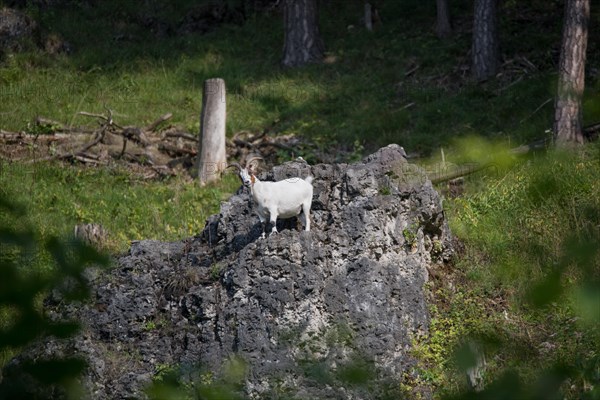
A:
229 157 313 238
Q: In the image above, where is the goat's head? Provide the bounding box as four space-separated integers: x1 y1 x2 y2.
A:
227 156 263 188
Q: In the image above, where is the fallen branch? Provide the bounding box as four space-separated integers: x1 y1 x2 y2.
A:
519 56 537 71
35 116 68 130
584 122 600 141
256 141 294 151
78 109 123 130
508 137 549 155
146 113 173 132
167 155 194 168
122 127 151 146
404 64 420 77
430 137 550 184
430 163 491 185
77 111 110 121
164 130 198 142
232 138 253 148
25 127 107 164
158 143 197 156
1 130 24 139
232 130 266 144
520 98 552 124
73 154 107 165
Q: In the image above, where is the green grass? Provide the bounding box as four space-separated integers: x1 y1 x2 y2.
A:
410 143 600 398
2 0 591 155
447 144 600 301
1 0 600 398
0 161 240 253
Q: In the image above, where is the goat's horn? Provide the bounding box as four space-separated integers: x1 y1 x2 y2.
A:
226 162 242 171
245 156 263 168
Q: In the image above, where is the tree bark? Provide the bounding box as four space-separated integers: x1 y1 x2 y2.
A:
198 78 227 186
282 0 325 67
472 0 499 81
554 0 589 146
435 0 452 39
365 2 373 31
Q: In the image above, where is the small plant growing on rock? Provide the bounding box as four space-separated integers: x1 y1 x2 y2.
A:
403 225 418 252
379 185 392 195
210 262 225 281
143 320 157 331
164 267 202 298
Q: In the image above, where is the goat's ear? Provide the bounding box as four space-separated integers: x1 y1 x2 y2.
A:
246 156 263 173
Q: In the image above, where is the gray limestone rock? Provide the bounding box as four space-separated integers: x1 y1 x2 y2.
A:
6 144 452 399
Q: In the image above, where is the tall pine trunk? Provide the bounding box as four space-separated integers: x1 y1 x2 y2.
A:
472 0 498 81
282 0 324 67
554 0 589 146
435 0 452 39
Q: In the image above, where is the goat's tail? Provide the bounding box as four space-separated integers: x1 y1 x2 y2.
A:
305 176 314 184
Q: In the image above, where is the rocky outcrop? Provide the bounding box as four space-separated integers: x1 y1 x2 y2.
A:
6 145 452 399
0 7 37 54
0 7 70 58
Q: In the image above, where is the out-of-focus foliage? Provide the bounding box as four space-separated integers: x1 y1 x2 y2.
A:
146 356 247 400
0 195 109 399
443 142 600 399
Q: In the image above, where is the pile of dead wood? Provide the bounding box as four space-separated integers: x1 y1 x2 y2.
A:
0 110 311 179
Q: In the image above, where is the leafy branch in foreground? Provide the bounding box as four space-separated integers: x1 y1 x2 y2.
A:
446 145 600 399
0 195 109 399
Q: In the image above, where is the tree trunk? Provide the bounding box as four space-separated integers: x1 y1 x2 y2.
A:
554 0 589 146
435 0 452 39
198 78 227 186
472 0 498 81
282 0 324 67
365 2 373 31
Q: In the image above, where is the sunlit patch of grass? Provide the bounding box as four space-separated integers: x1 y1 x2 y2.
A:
0 161 240 253
0 0 570 155
427 142 600 397
447 144 600 299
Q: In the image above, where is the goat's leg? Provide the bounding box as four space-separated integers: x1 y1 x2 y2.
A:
269 209 278 235
302 201 311 231
258 215 267 239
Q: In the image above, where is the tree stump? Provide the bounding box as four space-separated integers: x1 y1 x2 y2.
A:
198 78 227 186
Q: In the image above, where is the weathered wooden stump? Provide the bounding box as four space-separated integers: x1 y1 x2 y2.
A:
198 78 227 186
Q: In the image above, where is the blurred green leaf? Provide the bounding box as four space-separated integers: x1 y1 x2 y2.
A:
572 283 600 325
337 357 375 386
453 341 480 372
528 270 564 307
21 358 88 385
0 193 108 397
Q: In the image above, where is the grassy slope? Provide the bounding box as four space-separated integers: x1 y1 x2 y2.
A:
411 144 600 398
0 161 240 253
2 0 593 154
1 0 599 398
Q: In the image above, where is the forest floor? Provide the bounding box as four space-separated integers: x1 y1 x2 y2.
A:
1 0 599 398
